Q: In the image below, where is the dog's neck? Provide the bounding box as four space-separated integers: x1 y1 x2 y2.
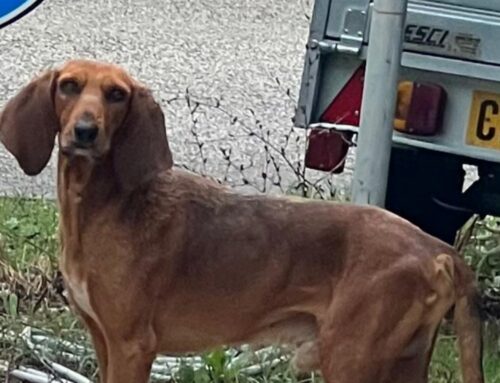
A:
57 152 119 267
57 153 118 211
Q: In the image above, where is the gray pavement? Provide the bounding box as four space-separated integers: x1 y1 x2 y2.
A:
1 0 358 199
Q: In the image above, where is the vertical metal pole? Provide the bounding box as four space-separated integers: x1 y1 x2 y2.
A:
351 0 408 206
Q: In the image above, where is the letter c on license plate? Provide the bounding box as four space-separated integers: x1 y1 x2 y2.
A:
467 91 500 150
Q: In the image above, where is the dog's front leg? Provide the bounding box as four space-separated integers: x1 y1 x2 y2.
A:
69 300 109 382
105 327 156 383
81 313 108 383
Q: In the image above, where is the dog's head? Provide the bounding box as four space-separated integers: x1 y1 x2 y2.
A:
0 59 173 191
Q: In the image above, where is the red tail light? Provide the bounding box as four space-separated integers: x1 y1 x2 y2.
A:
394 81 447 135
305 65 365 173
305 129 351 173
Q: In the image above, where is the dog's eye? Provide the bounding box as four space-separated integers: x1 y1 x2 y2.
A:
59 79 81 95
106 87 127 103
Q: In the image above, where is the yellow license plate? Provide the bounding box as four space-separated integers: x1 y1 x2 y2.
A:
467 91 500 150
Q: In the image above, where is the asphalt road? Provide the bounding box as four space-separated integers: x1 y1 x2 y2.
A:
0 0 358 199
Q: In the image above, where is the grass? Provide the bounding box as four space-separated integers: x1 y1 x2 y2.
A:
0 196 499 382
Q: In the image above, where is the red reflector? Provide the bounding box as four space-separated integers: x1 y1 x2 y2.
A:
319 64 365 126
305 64 365 173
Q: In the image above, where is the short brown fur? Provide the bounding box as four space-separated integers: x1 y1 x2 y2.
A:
0 59 484 383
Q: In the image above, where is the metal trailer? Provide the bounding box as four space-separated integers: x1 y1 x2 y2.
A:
295 0 500 244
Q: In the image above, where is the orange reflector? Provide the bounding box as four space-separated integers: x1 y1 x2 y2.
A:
394 81 414 131
394 81 447 135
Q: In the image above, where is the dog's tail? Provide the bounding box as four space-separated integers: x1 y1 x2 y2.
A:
452 254 485 383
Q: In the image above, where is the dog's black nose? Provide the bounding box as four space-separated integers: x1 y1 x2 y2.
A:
74 119 98 145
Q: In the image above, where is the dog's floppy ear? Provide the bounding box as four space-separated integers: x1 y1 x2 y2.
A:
0 70 59 175
113 85 173 192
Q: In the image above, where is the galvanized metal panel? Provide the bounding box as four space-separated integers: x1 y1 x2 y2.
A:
401 51 500 82
325 0 371 40
325 0 500 65
428 0 500 13
403 1 500 64
294 0 331 128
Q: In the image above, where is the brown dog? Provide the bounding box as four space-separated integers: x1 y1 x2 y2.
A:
0 59 484 383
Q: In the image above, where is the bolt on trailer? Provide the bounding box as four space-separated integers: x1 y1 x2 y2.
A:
295 0 500 244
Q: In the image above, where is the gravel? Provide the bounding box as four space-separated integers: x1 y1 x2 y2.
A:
1 0 356 199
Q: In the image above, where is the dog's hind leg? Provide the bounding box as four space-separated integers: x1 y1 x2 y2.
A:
383 327 439 383
317 262 431 383
386 255 457 383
